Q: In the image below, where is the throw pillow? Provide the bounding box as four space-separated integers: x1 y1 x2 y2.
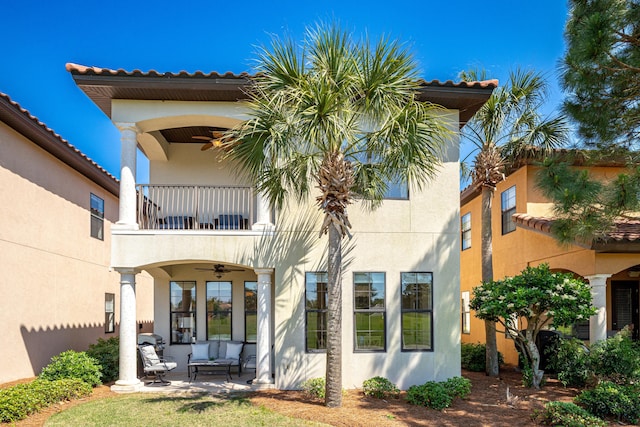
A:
191 343 209 360
225 342 243 360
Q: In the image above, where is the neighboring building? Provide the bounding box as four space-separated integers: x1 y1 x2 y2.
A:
67 62 496 391
0 92 154 384
460 159 640 365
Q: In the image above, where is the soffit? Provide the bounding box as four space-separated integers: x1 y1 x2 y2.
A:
66 63 497 127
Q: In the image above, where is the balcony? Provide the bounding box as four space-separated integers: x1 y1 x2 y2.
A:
136 185 256 231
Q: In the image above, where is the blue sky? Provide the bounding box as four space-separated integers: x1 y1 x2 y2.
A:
2 0 569 180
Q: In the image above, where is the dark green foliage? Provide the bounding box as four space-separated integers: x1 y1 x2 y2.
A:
362 376 400 399
563 0 640 148
39 350 102 387
442 377 471 399
300 377 325 399
87 337 119 383
461 343 503 372
575 381 640 424
406 376 470 410
547 337 592 387
537 401 606 427
0 379 91 423
406 382 452 410
536 158 640 244
589 331 640 384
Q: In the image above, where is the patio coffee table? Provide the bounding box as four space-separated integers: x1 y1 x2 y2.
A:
188 361 232 382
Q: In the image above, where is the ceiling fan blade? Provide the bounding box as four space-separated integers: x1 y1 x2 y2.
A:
200 142 214 151
195 267 215 271
192 136 212 141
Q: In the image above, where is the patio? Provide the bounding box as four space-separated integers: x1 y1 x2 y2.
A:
137 371 274 393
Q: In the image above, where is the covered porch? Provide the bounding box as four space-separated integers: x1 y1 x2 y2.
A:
112 261 275 393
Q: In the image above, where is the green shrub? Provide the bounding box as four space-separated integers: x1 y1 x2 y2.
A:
547 337 591 387
406 382 452 410
39 350 102 387
575 381 640 424
300 377 325 400
537 401 605 427
461 343 504 372
87 337 119 383
0 379 91 423
589 333 640 384
443 376 471 399
362 376 400 399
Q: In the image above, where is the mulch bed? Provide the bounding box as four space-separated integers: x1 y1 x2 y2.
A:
2 369 621 426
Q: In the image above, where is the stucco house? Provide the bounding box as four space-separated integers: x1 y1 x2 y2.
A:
460 157 640 365
0 92 154 384
66 63 496 391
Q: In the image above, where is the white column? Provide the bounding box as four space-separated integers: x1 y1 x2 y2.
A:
112 268 141 392
254 268 274 384
252 192 274 231
585 274 611 344
114 123 139 230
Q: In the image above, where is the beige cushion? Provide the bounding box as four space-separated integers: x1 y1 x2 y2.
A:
191 343 209 360
225 342 243 360
140 345 160 367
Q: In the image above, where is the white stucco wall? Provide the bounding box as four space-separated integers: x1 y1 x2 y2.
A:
110 100 461 390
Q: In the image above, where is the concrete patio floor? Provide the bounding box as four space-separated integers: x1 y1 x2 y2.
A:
137 370 274 393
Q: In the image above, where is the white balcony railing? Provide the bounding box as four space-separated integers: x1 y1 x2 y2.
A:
136 185 255 230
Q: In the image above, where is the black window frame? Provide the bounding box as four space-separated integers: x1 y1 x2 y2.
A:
461 212 471 250
401 272 434 352
461 291 470 334
353 272 386 353
305 272 328 353
206 281 233 341
244 281 257 343
501 185 516 235
170 281 196 345
105 293 115 334
90 193 104 240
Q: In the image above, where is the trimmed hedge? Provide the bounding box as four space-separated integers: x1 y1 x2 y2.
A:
406 376 471 410
39 350 102 387
537 401 605 427
0 379 91 423
461 343 504 372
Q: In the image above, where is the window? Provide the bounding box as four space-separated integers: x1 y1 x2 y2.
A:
305 272 327 352
384 179 409 199
501 186 516 234
401 272 433 351
244 281 257 343
90 193 104 240
105 293 115 333
354 272 386 352
461 213 471 250
206 281 232 340
170 281 196 344
461 291 470 334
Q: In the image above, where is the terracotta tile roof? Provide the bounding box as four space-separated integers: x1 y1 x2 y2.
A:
65 63 498 89
0 91 119 196
512 213 640 250
65 63 497 126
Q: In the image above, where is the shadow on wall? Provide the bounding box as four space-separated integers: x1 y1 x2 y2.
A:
19 320 154 377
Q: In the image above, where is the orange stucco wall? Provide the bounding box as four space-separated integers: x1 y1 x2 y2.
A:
0 122 154 384
460 164 640 365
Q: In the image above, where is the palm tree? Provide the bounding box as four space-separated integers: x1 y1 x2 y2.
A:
228 24 450 407
461 69 568 376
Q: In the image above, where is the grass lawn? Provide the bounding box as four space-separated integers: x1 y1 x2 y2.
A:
45 392 327 427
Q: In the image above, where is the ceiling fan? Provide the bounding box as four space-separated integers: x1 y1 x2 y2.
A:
192 128 237 151
195 264 244 278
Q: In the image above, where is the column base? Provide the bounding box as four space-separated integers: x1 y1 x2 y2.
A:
253 377 275 385
251 222 275 232
113 222 139 231
111 379 142 393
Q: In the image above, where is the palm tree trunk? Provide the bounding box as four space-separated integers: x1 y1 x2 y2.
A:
481 186 500 377
325 223 343 407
